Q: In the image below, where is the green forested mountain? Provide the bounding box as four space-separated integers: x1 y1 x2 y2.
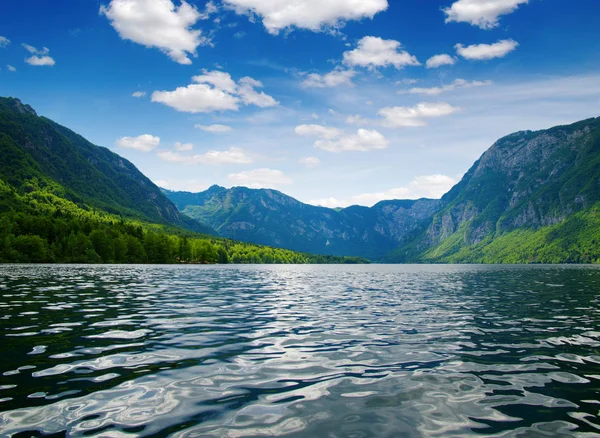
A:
0 97 367 265
164 185 440 259
0 97 211 233
385 117 600 263
167 116 600 264
3 95 598 264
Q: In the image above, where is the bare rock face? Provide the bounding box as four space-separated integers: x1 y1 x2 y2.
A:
6 97 37 116
400 116 600 261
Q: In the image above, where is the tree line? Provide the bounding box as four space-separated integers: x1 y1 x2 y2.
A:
0 210 367 265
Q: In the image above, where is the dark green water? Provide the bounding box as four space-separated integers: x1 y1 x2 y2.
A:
0 265 599 437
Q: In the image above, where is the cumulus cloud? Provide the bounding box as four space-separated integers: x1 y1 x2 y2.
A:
403 78 492 96
151 70 278 113
100 0 213 64
132 91 146 98
425 53 456 69
309 174 457 208
158 147 253 165
295 124 343 139
343 36 420 70
117 134 160 152
455 39 519 60
444 0 528 29
153 179 209 192
7 65 16 72
378 102 459 128
299 156 321 167
193 70 237 92
222 0 388 34
301 68 356 88
237 77 279 107
228 168 292 188
174 142 193 151
296 124 389 152
195 124 233 133
0 36 10 47
22 44 55 66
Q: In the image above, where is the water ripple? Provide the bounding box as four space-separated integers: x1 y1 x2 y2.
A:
0 264 599 437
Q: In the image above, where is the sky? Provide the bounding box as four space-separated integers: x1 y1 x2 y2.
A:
1 0 600 208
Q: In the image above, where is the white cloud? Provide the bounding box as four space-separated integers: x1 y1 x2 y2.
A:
117 134 160 152
22 44 55 66
296 124 388 152
151 70 278 113
455 39 519 60
7 65 16 72
100 0 211 64
426 53 456 69
0 36 10 47
295 124 343 139
404 78 492 96
378 102 459 128
345 114 372 125
228 168 292 188
315 129 389 152
152 83 239 113
237 77 279 107
301 69 356 88
132 91 146 98
222 0 388 34
444 0 528 29
153 179 209 192
299 156 321 167
195 124 233 133
309 174 457 208
193 70 237 92
174 142 193 151
396 78 419 85
307 197 350 209
22 44 47 54
158 147 253 165
343 36 420 70
25 56 56 66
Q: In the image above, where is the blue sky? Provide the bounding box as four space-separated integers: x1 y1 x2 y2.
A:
1 0 600 207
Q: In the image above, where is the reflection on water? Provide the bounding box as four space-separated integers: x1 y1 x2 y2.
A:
0 264 599 437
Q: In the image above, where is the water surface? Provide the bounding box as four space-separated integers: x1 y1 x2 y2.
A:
1 264 599 437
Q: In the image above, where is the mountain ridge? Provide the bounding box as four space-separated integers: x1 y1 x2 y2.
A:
385 116 600 263
163 185 440 259
164 116 600 264
0 96 213 234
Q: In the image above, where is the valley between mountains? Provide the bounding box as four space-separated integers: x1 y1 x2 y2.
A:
1 96 599 264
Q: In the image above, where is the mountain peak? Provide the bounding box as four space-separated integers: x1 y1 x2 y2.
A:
1 97 37 116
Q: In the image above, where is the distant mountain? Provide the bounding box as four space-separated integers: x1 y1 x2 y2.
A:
386 116 600 263
164 185 440 259
0 97 212 234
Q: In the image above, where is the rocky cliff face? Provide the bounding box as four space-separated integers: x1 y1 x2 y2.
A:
397 116 600 261
164 186 440 259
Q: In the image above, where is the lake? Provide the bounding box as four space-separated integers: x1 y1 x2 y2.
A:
0 264 599 437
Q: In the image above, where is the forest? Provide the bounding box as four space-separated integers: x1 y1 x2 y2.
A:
0 178 368 265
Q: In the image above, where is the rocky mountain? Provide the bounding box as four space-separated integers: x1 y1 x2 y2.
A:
386 116 600 263
0 97 212 234
164 185 440 259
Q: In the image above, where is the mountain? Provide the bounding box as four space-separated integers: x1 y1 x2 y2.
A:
164 185 440 259
0 96 368 265
385 116 600 263
0 97 212 234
